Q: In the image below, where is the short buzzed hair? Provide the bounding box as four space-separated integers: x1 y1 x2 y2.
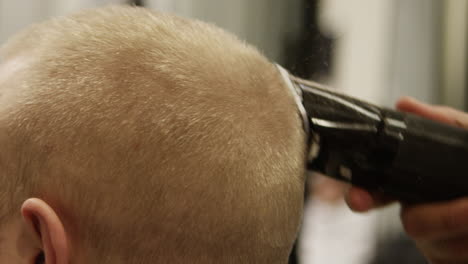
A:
0 6 306 263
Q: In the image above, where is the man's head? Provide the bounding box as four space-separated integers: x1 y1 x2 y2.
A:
0 6 305 263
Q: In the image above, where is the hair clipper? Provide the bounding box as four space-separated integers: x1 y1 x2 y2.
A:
277 65 468 203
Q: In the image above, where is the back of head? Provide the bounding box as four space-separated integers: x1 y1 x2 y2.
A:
0 6 305 263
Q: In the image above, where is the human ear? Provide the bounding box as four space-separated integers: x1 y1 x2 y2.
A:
21 198 69 264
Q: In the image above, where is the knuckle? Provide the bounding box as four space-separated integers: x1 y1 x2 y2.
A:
453 117 468 129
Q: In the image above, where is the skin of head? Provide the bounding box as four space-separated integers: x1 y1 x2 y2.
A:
0 6 306 264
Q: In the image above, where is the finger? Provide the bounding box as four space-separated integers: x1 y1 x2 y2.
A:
401 198 468 240
422 233 468 261
345 186 394 212
396 97 468 129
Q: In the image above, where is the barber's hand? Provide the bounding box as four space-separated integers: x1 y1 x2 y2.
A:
346 96 468 264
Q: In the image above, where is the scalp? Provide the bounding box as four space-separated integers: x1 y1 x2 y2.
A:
0 6 305 263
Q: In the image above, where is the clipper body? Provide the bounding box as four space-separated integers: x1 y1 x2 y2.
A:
279 66 468 203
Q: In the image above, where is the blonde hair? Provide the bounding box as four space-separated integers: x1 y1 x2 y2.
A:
0 6 305 263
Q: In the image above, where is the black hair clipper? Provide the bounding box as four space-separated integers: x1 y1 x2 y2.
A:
276 65 468 203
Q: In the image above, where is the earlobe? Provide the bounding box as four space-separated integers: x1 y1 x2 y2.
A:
21 198 69 264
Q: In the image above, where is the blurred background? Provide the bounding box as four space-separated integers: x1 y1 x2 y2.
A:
1 0 467 263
